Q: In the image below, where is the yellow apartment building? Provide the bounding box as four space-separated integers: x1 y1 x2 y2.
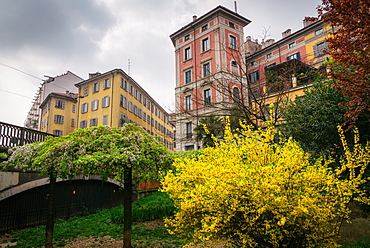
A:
75 69 175 150
244 18 331 126
39 92 78 136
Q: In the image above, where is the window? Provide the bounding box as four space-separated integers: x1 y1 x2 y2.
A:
203 63 210 77
186 122 193 139
315 28 324 36
55 100 65 109
81 103 88 113
120 94 128 108
185 95 191 111
184 34 190 41
203 89 211 105
266 53 272 59
91 99 98 111
288 42 295 48
287 52 300 61
184 47 191 60
232 87 240 102
229 35 237 49
71 118 75 127
53 130 63 136
249 70 260 83
251 61 256 66
129 85 133 95
104 78 110 89
92 82 100 93
202 38 209 52
314 42 328 57
80 120 87 129
185 70 192 84
121 78 127 90
231 60 238 74
83 86 89 96
102 96 110 108
90 118 98 127
229 21 235 28
72 105 76 113
103 115 108 125
54 115 64 124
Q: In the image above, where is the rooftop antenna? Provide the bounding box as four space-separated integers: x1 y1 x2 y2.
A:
234 1 238 13
128 59 131 76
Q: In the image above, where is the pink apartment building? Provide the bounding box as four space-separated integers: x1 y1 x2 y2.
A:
170 5 251 151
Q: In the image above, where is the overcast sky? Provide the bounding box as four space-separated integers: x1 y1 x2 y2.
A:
0 0 321 126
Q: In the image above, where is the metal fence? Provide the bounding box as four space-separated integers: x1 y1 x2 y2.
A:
0 180 124 233
0 121 53 150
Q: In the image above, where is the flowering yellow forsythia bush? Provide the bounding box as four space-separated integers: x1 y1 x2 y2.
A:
161 118 369 248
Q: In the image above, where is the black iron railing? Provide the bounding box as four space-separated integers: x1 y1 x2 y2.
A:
0 121 53 150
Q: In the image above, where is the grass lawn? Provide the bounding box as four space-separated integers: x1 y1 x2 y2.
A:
0 192 369 247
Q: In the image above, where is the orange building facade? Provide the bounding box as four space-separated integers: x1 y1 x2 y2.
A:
244 19 331 126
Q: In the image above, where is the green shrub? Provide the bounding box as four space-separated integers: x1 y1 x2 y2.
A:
110 191 175 223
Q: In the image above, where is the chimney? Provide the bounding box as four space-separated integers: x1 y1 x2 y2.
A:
303 17 318 27
282 29 291 38
89 72 101 79
193 15 197 21
234 1 238 13
261 39 275 49
246 36 252 41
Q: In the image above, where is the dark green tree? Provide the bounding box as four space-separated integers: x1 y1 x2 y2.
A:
194 116 225 148
280 80 370 159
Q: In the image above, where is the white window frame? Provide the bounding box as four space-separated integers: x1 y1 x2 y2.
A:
229 35 237 49
185 95 191 111
203 89 211 105
201 37 209 52
203 62 210 77
80 120 87 129
83 86 89 96
104 78 111 89
81 103 88 113
91 99 99 111
103 115 108 125
54 115 64 124
184 47 191 61
102 96 110 108
90 118 98 127
55 100 65 109
53 130 63 136
92 82 100 93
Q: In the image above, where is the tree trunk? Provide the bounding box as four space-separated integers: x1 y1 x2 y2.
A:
123 166 133 248
45 175 56 248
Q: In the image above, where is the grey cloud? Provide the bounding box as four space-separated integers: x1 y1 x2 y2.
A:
0 0 116 57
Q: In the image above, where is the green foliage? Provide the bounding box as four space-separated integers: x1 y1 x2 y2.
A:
194 116 224 147
7 195 188 248
3 124 172 182
10 209 122 247
110 191 176 223
280 80 370 158
162 117 370 248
